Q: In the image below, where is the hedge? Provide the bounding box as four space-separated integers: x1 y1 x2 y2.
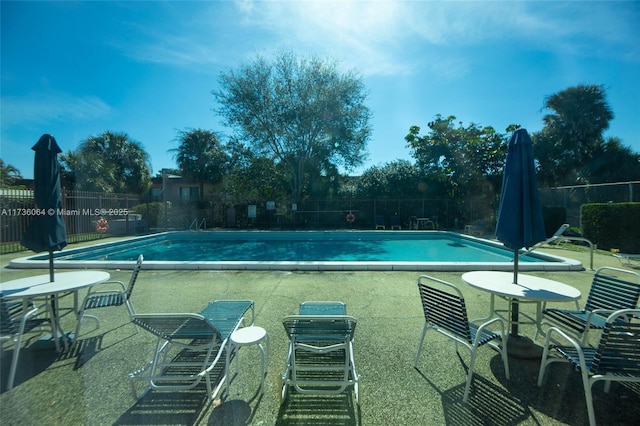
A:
581 202 640 253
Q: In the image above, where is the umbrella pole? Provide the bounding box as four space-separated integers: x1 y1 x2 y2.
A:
511 251 519 336
49 250 55 282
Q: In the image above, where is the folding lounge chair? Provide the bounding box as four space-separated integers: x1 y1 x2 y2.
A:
613 253 640 269
391 215 402 230
520 223 570 255
414 275 510 403
128 299 254 400
540 267 640 345
375 215 385 230
1 295 56 390
281 301 360 405
74 254 143 345
537 308 640 426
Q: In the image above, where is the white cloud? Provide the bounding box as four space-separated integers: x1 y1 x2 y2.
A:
1 92 112 128
115 1 640 79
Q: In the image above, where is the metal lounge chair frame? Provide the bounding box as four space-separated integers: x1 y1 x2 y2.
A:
1 295 56 389
520 223 570 255
537 308 640 426
281 302 359 404
74 254 144 345
613 252 640 269
541 266 640 345
414 275 510 403
128 299 254 400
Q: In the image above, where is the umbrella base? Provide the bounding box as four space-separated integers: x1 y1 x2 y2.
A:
506 334 543 359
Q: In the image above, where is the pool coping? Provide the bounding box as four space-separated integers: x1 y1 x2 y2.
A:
8 230 584 272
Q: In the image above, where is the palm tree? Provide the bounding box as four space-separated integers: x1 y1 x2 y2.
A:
0 159 23 187
60 131 152 194
170 128 227 202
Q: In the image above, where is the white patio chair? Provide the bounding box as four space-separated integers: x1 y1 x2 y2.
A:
537 308 640 426
1 295 55 389
74 254 143 345
540 266 640 345
414 275 510 403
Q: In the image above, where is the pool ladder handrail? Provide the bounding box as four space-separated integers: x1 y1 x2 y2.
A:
189 218 207 230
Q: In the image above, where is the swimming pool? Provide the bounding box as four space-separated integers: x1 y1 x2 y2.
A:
10 231 582 271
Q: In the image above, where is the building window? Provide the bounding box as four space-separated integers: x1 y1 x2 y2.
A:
180 187 199 201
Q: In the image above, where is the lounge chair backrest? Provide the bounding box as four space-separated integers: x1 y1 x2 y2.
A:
591 309 640 375
417 276 472 343
551 223 570 238
584 267 640 312
133 313 222 342
124 254 144 300
283 315 357 343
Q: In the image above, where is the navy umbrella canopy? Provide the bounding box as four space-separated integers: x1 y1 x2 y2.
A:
21 134 68 281
495 128 546 279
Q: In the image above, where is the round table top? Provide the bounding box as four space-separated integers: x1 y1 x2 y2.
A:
231 326 267 345
1 271 110 297
462 270 581 302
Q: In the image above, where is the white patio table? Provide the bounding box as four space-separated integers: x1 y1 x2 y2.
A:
462 270 581 358
1 271 110 351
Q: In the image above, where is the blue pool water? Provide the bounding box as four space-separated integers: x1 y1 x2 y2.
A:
11 231 582 271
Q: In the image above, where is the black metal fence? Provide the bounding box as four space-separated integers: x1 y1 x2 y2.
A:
188 196 492 232
0 189 140 254
4 181 635 254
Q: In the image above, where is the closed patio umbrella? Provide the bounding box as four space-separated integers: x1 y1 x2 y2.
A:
495 128 546 355
21 134 68 282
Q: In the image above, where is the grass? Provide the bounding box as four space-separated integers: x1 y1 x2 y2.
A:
1 243 639 425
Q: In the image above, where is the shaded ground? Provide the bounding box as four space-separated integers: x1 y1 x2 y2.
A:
1 244 639 425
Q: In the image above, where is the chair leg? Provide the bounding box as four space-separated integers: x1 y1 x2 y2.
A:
7 333 25 390
500 342 510 380
584 373 597 426
462 348 478 403
537 344 551 386
414 323 428 368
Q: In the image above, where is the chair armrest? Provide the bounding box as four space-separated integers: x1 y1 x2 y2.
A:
84 280 127 296
475 316 507 341
543 325 586 363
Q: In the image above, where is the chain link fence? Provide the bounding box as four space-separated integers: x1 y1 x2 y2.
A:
539 181 639 228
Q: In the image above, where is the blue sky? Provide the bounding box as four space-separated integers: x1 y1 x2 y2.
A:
2 1 639 180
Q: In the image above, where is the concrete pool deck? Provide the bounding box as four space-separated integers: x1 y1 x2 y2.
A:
1 245 639 425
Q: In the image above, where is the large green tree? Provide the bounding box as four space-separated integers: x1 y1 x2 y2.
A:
214 52 371 200
405 115 509 199
60 131 151 194
354 160 423 198
170 128 226 202
223 138 288 201
534 84 614 186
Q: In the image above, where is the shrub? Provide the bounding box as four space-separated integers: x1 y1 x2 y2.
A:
581 202 640 252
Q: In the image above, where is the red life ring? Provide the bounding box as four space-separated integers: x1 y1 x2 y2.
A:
96 218 109 233
346 213 356 223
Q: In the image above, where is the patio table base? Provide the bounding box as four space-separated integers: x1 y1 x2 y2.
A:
506 335 543 359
